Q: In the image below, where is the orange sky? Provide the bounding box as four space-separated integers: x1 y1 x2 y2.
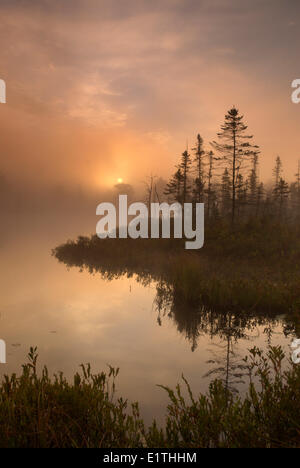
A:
0 0 300 192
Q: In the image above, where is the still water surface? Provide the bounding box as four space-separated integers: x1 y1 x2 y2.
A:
0 213 292 423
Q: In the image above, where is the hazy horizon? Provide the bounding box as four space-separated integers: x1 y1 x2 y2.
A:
0 0 300 195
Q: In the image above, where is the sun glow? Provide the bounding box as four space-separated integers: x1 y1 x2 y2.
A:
117 178 123 184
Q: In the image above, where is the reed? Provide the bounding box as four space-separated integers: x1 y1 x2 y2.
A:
0 346 299 448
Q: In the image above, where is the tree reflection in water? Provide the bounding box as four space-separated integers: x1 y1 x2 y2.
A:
53 236 296 390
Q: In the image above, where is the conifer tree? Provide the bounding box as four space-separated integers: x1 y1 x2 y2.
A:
192 134 205 203
273 177 290 219
179 150 192 204
205 151 216 219
236 174 247 219
211 107 259 224
164 168 183 203
248 153 259 211
273 156 283 190
256 182 264 217
290 160 300 220
221 168 231 216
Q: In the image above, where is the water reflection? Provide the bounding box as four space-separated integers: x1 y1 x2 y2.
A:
0 219 295 424
53 237 296 394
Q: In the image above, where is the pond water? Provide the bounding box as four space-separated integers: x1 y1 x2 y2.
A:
0 213 293 424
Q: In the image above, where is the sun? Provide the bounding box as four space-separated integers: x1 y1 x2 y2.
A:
117 178 123 184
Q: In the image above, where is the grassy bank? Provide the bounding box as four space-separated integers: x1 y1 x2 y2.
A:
52 221 300 318
0 346 299 448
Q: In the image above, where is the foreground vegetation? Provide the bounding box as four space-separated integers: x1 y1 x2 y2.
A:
0 346 299 448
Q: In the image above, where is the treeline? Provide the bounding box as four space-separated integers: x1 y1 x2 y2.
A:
149 107 299 224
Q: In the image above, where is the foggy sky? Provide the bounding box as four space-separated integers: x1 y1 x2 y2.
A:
0 0 300 192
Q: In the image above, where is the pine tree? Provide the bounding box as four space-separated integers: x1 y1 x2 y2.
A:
205 151 216 219
290 160 300 220
221 168 231 216
296 160 300 192
236 174 247 219
179 150 192 204
272 156 286 217
273 177 290 219
273 156 283 190
164 168 183 203
192 134 205 203
211 107 260 224
248 153 259 212
144 175 156 213
256 182 264 217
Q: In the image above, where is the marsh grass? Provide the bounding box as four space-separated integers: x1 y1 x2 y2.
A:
0 346 300 448
52 221 300 316
0 347 144 448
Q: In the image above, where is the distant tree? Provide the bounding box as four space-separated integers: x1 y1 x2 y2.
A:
263 191 273 219
164 168 183 203
248 153 259 212
273 156 283 190
221 168 231 216
192 134 205 203
143 175 157 213
296 160 300 192
290 161 300 220
256 182 265 217
236 174 248 219
205 151 216 219
114 182 134 202
211 107 260 224
272 157 289 218
179 150 192 205
273 177 290 219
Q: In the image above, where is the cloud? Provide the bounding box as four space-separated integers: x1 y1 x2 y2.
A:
0 0 300 187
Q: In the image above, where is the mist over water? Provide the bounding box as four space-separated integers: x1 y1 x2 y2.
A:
0 200 292 423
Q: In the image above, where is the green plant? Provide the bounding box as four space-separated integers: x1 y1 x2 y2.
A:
0 346 300 448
